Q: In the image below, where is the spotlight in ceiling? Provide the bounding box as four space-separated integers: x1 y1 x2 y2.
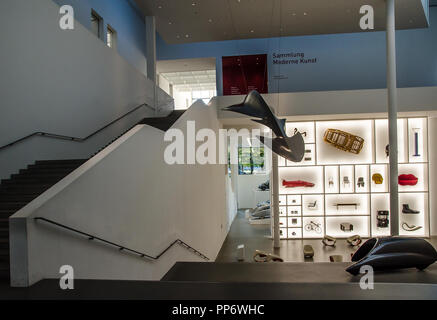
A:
158 5 162 9
303 12 308 16
185 34 190 38
192 2 196 6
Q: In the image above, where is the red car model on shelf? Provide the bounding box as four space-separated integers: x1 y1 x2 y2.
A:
398 174 418 186
282 180 315 188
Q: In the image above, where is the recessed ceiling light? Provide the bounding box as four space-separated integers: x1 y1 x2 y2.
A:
185 34 190 38
291 12 296 16
208 18 213 23
158 5 162 9
250 30 254 33
303 12 308 16
176 35 180 38
168 22 172 25
192 2 196 6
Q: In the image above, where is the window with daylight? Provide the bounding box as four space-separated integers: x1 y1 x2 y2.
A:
238 147 265 175
107 25 117 49
91 10 103 40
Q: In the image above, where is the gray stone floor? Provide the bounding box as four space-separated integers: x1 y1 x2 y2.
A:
216 211 437 263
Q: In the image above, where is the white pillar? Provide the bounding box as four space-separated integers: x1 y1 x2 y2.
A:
272 152 280 248
386 0 399 235
146 16 157 113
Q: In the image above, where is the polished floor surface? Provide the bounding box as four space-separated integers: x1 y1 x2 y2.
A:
216 211 437 263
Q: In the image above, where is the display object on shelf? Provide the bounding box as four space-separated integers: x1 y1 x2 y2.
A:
377 211 389 228
372 173 383 184
307 201 318 210
282 180 315 188
305 221 322 234
402 222 423 232
258 180 270 191
413 128 421 157
330 255 344 262
347 235 362 247
398 174 418 186
402 204 420 214
277 117 428 239
303 245 314 258
340 223 354 232
253 250 284 263
323 129 365 154
346 237 437 275
322 236 337 247
224 90 305 162
343 176 350 187
334 203 359 210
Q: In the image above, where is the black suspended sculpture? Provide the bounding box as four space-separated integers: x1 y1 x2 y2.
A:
346 237 437 275
223 91 305 162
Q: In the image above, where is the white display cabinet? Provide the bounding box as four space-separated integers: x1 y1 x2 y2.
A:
374 119 408 163
324 166 339 194
399 193 428 237
408 118 428 163
303 217 325 238
339 165 355 193
325 216 370 238
370 193 391 237
316 120 374 165
370 164 389 193
278 166 324 194
355 165 370 193
302 195 325 216
276 117 429 239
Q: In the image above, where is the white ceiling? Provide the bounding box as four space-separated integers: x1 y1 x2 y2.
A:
161 70 216 91
157 58 217 91
134 0 428 44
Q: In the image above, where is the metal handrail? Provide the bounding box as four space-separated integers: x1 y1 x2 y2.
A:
0 103 152 151
34 217 210 261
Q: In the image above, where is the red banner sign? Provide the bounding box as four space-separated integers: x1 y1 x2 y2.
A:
222 54 268 96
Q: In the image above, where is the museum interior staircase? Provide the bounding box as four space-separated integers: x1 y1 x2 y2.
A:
0 110 185 282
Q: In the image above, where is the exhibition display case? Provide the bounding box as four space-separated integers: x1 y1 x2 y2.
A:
277 117 429 239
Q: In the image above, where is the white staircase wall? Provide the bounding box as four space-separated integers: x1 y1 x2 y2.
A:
0 0 173 180
10 101 235 287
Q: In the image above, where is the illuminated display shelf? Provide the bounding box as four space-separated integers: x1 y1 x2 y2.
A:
276 117 429 239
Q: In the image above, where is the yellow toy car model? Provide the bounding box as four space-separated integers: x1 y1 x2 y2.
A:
323 129 364 154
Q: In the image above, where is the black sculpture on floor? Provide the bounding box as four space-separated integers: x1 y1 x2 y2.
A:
223 91 305 162
346 237 437 275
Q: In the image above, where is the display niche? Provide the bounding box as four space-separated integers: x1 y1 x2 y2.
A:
277 118 429 239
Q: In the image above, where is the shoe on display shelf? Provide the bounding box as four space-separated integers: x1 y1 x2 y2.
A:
402 204 420 214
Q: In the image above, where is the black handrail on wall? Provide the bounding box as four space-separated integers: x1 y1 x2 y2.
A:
34 217 210 261
0 103 152 151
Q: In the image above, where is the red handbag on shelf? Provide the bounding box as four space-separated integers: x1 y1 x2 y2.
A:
398 174 418 186
282 180 315 188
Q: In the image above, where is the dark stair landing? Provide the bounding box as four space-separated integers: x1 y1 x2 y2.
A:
0 159 87 280
162 262 437 284
140 110 186 132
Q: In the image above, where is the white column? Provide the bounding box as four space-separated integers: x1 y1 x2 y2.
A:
146 16 157 113
386 0 399 235
272 152 280 248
